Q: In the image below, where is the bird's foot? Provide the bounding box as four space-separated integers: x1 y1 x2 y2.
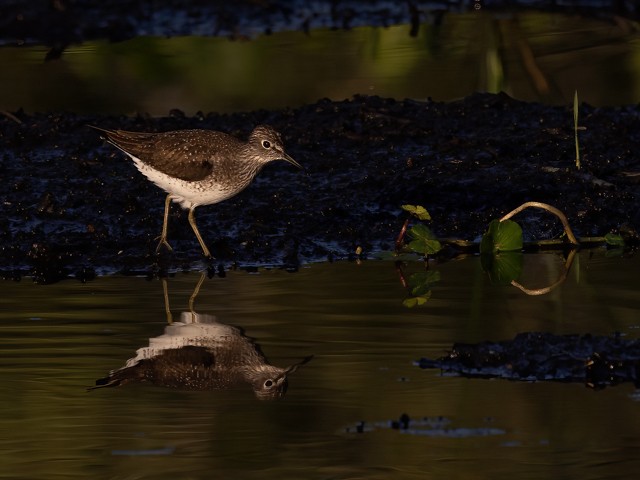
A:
201 246 214 260
155 237 173 253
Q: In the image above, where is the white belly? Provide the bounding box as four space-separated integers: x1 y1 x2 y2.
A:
132 158 235 209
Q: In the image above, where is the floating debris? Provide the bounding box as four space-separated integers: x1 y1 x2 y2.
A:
344 413 505 438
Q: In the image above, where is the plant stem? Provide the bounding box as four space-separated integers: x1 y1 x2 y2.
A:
395 218 409 251
510 249 577 295
500 201 579 245
574 90 581 169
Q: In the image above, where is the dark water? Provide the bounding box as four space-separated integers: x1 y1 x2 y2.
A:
3 12 640 115
2 253 639 478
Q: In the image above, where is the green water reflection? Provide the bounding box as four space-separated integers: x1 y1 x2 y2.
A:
3 12 640 115
1 253 639 478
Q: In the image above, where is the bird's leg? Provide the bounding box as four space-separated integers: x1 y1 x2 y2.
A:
161 277 173 324
156 194 174 253
188 207 212 258
188 272 206 318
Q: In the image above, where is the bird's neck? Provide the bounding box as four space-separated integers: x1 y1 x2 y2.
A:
231 147 266 184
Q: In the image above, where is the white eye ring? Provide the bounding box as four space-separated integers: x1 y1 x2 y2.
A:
262 140 271 149
264 379 274 388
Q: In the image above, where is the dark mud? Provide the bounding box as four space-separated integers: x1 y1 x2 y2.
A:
1 93 639 282
417 332 640 389
2 0 638 47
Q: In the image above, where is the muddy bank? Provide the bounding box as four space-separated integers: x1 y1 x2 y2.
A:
417 332 640 389
1 93 639 282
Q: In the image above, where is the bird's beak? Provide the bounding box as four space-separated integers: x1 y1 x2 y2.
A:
279 355 313 379
270 355 313 386
282 152 303 170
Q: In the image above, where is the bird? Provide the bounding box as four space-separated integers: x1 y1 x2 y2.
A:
89 311 312 399
91 124 302 258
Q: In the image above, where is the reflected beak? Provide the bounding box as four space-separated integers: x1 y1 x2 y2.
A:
279 355 314 379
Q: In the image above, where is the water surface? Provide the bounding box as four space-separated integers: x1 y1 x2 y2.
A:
1 252 639 478
3 12 640 115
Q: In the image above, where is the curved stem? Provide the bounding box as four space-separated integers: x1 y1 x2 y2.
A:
500 201 579 245
510 249 578 296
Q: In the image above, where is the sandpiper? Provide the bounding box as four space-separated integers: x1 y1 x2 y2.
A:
89 273 312 399
92 125 301 258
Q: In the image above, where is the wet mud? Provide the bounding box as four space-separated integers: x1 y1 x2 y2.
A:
1 93 639 282
417 332 640 389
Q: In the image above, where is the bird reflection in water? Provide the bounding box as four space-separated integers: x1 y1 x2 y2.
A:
90 273 312 399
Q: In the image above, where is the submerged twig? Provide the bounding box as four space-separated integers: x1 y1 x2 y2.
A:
510 248 578 296
1 111 22 124
395 261 408 289
500 201 579 246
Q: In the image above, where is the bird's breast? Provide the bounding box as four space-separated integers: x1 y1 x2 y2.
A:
132 159 242 208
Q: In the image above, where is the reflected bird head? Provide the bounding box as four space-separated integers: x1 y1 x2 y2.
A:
251 355 313 400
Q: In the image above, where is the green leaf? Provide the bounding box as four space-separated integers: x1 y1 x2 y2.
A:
408 223 436 240
480 252 524 285
605 248 624 258
408 270 441 296
604 233 625 247
403 293 430 308
401 204 432 221
402 269 439 307
408 239 442 255
407 224 442 255
480 219 523 254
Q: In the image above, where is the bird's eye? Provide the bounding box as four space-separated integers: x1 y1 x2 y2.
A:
262 140 271 149
264 379 274 388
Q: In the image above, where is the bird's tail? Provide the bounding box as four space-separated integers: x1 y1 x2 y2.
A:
86 375 123 391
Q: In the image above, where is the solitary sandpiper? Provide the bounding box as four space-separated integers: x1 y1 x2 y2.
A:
89 273 312 399
92 125 301 258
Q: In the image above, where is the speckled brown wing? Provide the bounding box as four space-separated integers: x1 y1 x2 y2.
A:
137 346 228 390
93 127 241 182
91 346 221 390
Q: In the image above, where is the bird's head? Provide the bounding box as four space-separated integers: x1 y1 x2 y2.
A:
248 125 302 169
249 355 313 400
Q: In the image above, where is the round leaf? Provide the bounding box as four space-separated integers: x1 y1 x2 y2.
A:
401 204 432 221
480 219 523 254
